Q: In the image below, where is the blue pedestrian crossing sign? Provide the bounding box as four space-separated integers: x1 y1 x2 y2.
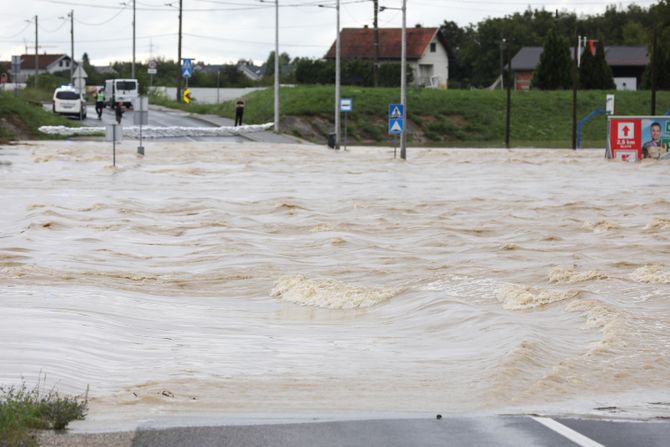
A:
388 103 404 119
388 118 404 135
181 58 193 78
388 103 404 135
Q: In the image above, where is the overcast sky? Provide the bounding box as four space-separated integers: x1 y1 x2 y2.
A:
0 0 658 66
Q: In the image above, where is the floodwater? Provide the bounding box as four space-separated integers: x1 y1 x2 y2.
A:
1 141 669 429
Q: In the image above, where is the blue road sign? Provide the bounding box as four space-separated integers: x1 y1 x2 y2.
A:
340 98 352 112
181 58 193 78
388 118 404 135
388 103 404 119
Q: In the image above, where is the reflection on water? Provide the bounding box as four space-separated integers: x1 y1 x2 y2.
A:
1 141 670 427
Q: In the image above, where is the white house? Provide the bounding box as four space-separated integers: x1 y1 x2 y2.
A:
17 54 77 83
325 26 449 88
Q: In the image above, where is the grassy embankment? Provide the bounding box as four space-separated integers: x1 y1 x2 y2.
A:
152 86 670 148
0 91 79 143
0 380 88 447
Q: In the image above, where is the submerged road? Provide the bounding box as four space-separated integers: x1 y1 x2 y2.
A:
38 416 670 447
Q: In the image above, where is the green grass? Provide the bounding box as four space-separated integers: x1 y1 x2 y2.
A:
0 379 88 447
0 91 80 141
153 85 670 148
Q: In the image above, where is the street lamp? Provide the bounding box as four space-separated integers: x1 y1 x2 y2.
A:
275 0 279 132
499 38 506 90
165 1 183 102
319 0 340 149
58 11 75 84
25 16 38 88
119 2 136 78
380 0 407 159
260 0 280 131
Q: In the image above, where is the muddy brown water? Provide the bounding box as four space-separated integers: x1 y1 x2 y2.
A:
1 141 669 429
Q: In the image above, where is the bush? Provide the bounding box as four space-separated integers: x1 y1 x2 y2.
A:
0 379 88 447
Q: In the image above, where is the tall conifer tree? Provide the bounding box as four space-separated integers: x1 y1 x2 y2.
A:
532 28 573 89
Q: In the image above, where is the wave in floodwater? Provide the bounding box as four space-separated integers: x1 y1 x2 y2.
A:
1 142 670 428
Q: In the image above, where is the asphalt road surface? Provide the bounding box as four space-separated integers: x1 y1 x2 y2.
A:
49 103 246 142
39 416 670 447
86 105 247 143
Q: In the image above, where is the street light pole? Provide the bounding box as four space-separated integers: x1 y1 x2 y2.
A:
335 0 340 148
132 0 136 79
34 16 38 88
274 0 280 132
69 11 74 82
399 0 407 160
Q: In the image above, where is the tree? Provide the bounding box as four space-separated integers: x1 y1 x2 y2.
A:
579 38 615 89
263 51 292 79
532 28 573 89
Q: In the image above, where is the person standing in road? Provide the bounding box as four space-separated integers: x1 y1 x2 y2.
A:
234 99 245 126
95 89 105 120
115 102 124 124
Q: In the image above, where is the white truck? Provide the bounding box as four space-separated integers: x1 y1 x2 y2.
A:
104 78 139 109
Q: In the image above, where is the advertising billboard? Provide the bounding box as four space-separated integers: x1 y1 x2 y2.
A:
607 116 670 161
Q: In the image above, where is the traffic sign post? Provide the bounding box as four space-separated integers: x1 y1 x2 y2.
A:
11 56 21 97
133 96 149 156
181 58 193 91
388 103 404 158
340 98 352 151
148 60 157 88
105 123 122 167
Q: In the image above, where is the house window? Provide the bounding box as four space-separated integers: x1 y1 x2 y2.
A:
59 60 63 67
430 42 436 53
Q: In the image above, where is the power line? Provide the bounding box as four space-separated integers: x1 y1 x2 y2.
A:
74 5 128 25
183 32 326 47
0 22 32 38
44 0 272 11
39 19 69 33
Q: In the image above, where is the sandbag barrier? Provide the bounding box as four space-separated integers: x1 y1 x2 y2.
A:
38 123 274 138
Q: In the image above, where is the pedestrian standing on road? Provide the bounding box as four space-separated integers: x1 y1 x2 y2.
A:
234 99 245 126
95 89 105 120
115 102 124 124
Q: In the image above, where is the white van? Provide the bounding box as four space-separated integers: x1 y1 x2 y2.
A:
104 78 139 109
52 85 87 120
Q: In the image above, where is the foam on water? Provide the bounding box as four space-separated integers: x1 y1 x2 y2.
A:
270 275 401 309
496 284 580 310
630 265 670 284
548 267 609 283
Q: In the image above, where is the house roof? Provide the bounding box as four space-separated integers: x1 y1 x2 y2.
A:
511 46 648 71
94 66 118 75
324 27 445 60
19 54 69 70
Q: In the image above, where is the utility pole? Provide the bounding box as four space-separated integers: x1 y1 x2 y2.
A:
34 15 38 89
69 10 74 82
505 41 511 148
274 0 280 132
335 0 340 147
400 0 407 159
572 30 578 150
499 37 505 89
651 26 657 116
132 0 136 79
176 0 183 102
373 0 379 87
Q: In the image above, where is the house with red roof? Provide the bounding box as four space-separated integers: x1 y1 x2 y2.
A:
17 53 78 83
324 26 449 88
